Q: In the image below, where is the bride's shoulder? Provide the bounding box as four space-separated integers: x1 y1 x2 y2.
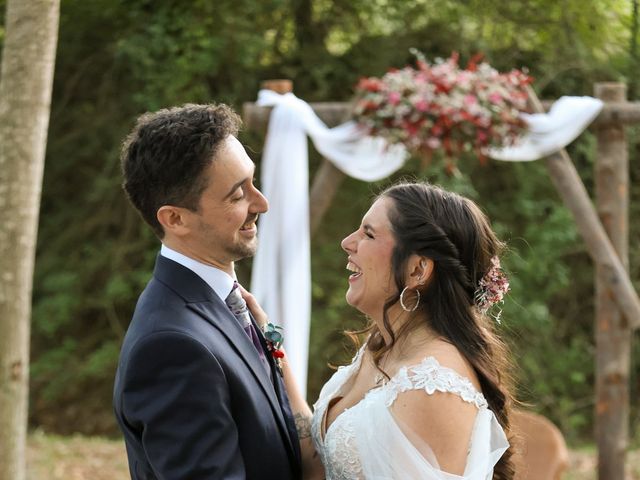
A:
387 342 487 475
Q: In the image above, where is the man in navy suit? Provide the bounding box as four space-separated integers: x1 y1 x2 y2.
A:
113 104 302 479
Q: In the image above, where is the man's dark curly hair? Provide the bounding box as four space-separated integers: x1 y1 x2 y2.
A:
121 103 241 238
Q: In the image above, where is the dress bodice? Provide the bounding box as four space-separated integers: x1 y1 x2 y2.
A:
311 347 509 479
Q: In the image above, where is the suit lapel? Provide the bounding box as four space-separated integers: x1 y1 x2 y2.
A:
187 301 276 399
188 301 298 463
249 312 302 470
153 255 298 462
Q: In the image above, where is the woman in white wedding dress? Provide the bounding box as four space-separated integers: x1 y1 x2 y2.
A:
245 181 514 479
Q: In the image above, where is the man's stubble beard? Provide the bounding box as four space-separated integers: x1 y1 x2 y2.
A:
221 214 260 261
227 236 258 260
197 216 259 263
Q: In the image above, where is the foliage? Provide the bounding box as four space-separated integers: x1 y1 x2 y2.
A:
1 0 636 442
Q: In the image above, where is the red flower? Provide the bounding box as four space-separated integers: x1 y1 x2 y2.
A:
466 53 485 72
357 77 383 92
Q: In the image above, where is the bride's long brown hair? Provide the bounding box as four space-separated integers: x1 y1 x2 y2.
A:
349 181 515 479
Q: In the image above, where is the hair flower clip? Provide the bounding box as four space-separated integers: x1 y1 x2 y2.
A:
263 323 285 371
474 256 510 322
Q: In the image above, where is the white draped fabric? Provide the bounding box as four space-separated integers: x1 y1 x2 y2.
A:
488 96 603 161
250 90 406 395
250 90 602 394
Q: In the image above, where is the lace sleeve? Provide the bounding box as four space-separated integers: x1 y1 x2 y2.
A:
344 357 508 479
384 357 488 409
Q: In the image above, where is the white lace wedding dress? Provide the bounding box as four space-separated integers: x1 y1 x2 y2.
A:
311 347 509 479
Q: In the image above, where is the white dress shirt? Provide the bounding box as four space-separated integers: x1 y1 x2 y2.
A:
160 244 234 301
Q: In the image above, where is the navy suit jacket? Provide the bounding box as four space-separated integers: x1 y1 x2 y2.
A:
113 255 302 479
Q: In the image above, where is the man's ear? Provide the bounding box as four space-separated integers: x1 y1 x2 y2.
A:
157 205 191 237
406 255 434 289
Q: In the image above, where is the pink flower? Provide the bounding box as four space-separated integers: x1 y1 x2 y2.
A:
463 94 477 106
414 99 429 112
388 92 401 105
475 256 509 316
488 92 503 104
427 138 441 149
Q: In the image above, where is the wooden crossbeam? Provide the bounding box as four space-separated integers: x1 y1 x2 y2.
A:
243 101 640 131
243 102 351 132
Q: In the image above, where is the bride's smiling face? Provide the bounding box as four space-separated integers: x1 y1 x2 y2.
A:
341 197 397 318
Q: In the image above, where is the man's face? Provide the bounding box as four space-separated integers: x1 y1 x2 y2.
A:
186 135 268 270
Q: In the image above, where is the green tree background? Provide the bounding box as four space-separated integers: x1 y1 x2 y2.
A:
0 0 638 443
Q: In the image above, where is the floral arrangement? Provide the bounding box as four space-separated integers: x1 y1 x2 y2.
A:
474 256 510 322
352 51 532 162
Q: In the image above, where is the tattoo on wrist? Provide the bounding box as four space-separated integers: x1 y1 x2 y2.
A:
294 413 312 439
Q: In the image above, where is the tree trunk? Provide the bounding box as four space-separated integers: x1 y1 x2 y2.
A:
629 0 639 99
0 1 60 479
291 0 316 48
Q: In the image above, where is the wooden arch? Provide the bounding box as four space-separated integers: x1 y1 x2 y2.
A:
243 81 638 479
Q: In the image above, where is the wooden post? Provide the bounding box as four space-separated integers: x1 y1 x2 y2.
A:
261 79 293 95
594 82 630 480
308 106 351 235
309 159 346 234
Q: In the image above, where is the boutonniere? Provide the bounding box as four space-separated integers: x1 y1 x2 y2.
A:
262 323 285 372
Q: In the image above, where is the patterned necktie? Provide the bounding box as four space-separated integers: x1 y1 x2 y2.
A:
225 282 272 378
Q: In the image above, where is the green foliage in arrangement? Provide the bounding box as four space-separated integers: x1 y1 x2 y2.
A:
2 0 637 442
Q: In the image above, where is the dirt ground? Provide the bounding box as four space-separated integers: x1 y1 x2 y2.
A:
25 431 640 479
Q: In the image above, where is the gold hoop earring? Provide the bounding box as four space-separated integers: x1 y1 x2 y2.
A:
400 287 420 312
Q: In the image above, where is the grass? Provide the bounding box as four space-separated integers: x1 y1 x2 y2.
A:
27 431 129 480
25 432 640 479
564 446 640 480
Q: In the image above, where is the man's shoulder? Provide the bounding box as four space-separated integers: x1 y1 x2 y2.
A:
125 276 232 348
117 297 222 379
137 274 182 308
151 253 221 304
128 282 202 338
